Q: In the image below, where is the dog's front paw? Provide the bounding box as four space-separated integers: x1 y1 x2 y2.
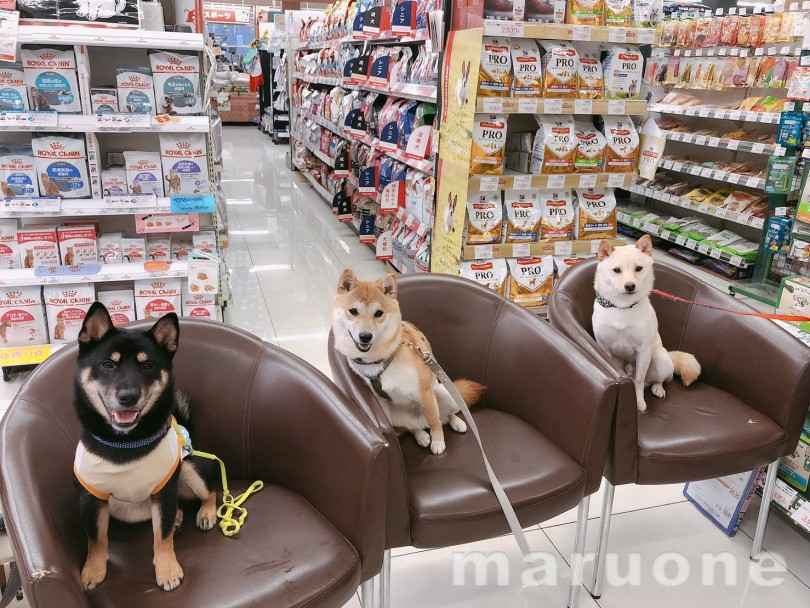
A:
636 398 648 413
414 429 431 448
174 509 184 534
449 415 467 434
651 383 666 399
196 505 217 531
430 439 446 455
81 559 107 590
155 557 184 591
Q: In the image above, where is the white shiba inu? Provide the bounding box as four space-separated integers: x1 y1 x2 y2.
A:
443 193 457 236
332 269 485 455
592 236 701 412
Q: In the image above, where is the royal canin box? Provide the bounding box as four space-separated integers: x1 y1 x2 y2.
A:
134 278 181 320
57 225 98 265
17 225 58 268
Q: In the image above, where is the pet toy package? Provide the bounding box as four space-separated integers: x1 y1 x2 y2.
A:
57 225 97 265
466 191 504 244
460 258 508 295
507 256 554 307
21 47 82 113
134 277 181 320
17 225 58 268
0 64 29 111
124 151 164 196
43 283 94 344
149 51 202 115
478 38 512 98
0 286 47 346
31 134 91 199
90 87 118 115
504 190 542 243
0 221 19 270
159 133 209 195
0 148 39 198
97 289 136 326
576 188 617 239
97 232 122 263
471 114 507 175
116 67 156 114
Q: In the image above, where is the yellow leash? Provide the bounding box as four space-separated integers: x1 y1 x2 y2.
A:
172 420 264 537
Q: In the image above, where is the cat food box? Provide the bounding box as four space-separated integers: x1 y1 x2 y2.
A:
97 289 136 326
0 220 19 269
101 167 129 196
134 278 181 320
90 87 118 115
97 232 122 264
147 237 171 262
17 225 58 268
171 235 193 260
182 283 218 320
192 231 216 254
0 286 47 346
43 283 94 344
120 237 146 264
159 133 209 196
57 225 97 265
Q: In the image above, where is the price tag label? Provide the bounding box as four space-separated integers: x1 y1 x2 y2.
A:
512 243 531 258
544 99 563 114
607 173 626 188
518 98 537 113
474 244 493 259
791 502 810 532
0 196 61 213
699 108 710 117
512 175 532 190
547 174 566 188
696 48 703 56
729 110 742 120
740 49 749 57
697 203 709 213
686 238 698 250
781 45 791 55
643 222 660 235
695 135 708 145
686 107 697 116
755 47 764 56
484 19 523 37
95 113 151 129
690 166 702 175
573 25 591 41
745 176 761 188
727 173 740 184
698 243 710 254
638 29 655 45
701 168 714 178
105 194 157 208
774 146 786 157
608 100 626 115
715 208 727 219
728 253 745 267
0 110 58 127
608 28 627 43
632 217 642 228
708 137 721 147
751 143 766 154
676 235 687 245
482 98 504 113
675 49 681 56
753 217 765 229
775 206 788 217
579 174 598 188
685 50 693 57
574 99 593 114
726 140 740 152
767 47 776 56
479 176 499 191
672 162 684 171
554 241 573 256
680 198 690 208
719 48 727 56
708 49 715 56
709 248 722 259
731 47 740 56
661 230 672 240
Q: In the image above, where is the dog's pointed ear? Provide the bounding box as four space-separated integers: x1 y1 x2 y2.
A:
636 235 654 257
377 273 397 299
597 240 615 261
149 313 179 356
338 268 358 293
78 302 115 346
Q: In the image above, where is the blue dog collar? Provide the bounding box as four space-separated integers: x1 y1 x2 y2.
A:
91 424 169 450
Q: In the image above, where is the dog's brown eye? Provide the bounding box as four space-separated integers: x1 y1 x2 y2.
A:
100 360 114 369
348 308 358 316
374 310 384 318
142 362 154 370
635 266 643 272
613 268 621 274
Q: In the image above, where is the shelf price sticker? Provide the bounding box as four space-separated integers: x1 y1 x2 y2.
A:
547 174 566 188
572 25 591 41
474 244 493 259
745 176 761 188
479 176 499 192
543 99 563 114
512 243 531 258
638 29 655 45
607 173 626 188
751 143 766 154
94 113 151 129
170 194 215 214
574 99 593 114
105 193 157 208
661 230 671 240
729 255 743 267
512 175 532 190
518 98 537 114
484 19 523 37
791 502 810 533
607 100 625 115
676 235 687 246
482 98 504 113
0 196 60 214
698 243 710 255
608 27 626 43
554 241 572 256
34 263 102 279
709 248 722 259
578 174 598 188
0 110 57 127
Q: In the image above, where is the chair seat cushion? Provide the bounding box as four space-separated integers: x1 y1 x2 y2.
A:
637 382 788 484
401 408 586 548
87 483 360 608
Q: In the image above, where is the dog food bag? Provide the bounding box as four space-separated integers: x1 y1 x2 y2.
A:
539 189 575 240
603 116 639 173
605 0 632 27
540 42 579 98
554 254 593 276
0 221 18 269
0 286 47 346
97 232 123 264
569 0 604 25
471 115 507 175
116 67 156 115
90 87 118 115
466 191 504 245
21 47 81 113
101 168 129 196
510 39 543 97
0 148 39 198
504 190 542 243
0 64 29 111
460 259 508 295
147 237 171 262
576 188 617 239
31 135 91 199
57 225 97 265
182 283 218 319
17 225 57 268
97 289 136 326
124 151 164 197
507 256 554 307
574 122 607 173
530 115 577 174
134 278 181 320
576 46 604 99
159 133 210 196
633 0 663 27
121 237 146 264
149 51 202 116
478 38 512 98
43 284 95 344
603 45 643 100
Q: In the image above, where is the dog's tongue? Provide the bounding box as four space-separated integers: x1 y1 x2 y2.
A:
113 410 138 424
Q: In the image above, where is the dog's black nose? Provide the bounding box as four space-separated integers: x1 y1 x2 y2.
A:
359 332 373 344
624 282 636 293
116 388 140 407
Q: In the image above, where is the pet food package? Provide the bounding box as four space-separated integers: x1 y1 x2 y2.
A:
507 257 554 307
577 47 604 99
470 115 507 175
171 235 193 260
147 237 171 261
159 133 210 195
97 290 136 326
0 221 19 270
192 231 217 254
569 0 604 25
43 284 95 344
478 38 512 98
134 278 181 320
605 0 631 27
460 259 508 295
0 64 29 111
31 135 91 199
574 122 607 173
124 151 164 197
603 46 643 100
603 116 640 173
510 39 542 97
90 87 118 115
554 254 593 275
633 0 662 27
484 0 525 21
116 67 156 115
101 168 129 196
504 190 542 243
530 115 577 174
121 237 146 264
0 148 39 198
540 42 579 98
98 232 123 264
17 225 58 268
57 225 97 265
576 188 617 239
149 52 202 116
466 191 503 244
0 286 47 346
182 284 218 319
21 47 82 113
527 0 565 22
539 189 575 240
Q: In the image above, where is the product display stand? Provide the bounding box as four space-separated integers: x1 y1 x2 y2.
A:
260 49 289 142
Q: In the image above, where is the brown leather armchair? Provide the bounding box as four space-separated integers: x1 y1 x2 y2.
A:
328 273 619 608
0 319 389 608
549 258 810 599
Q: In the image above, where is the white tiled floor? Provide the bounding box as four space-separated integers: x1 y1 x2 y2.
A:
0 126 807 607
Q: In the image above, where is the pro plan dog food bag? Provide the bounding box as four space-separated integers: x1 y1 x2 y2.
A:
540 42 579 98
577 47 604 99
0 286 47 346
569 0 605 25
507 257 554 307
0 221 19 269
603 45 643 100
32 135 91 199
17 225 58 268
539 189 576 240
43 284 95 344
530 115 576 174
504 190 542 243
602 116 640 173
97 290 136 326
149 52 202 116
0 148 39 198
124 151 164 196
460 258 508 295
21 47 82 113
116 67 156 115
159 133 210 195
510 39 543 97
576 188 618 239
134 278 181 320
466 191 503 244
471 115 507 175
478 38 512 98
574 122 607 173
0 64 29 111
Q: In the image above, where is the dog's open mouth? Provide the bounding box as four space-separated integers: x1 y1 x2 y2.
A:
111 409 139 426
348 330 372 352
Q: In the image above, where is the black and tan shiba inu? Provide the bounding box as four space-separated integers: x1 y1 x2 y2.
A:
74 303 219 591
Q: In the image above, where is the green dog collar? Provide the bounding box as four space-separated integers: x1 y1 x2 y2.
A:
595 291 639 309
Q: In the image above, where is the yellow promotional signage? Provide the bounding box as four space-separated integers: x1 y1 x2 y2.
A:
0 345 52 367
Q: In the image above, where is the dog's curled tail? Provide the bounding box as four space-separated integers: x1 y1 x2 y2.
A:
669 351 701 387
453 379 486 406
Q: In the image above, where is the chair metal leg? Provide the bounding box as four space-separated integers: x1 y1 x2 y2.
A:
591 481 616 599
361 576 376 608
567 495 591 608
751 460 779 562
378 549 391 608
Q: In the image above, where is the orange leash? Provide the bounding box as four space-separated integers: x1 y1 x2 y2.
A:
650 289 810 323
